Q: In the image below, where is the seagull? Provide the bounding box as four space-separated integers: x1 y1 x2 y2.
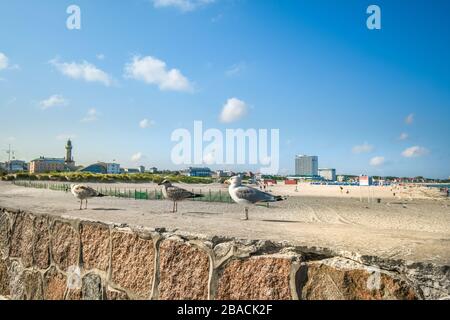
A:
228 176 286 220
158 179 204 213
70 184 105 210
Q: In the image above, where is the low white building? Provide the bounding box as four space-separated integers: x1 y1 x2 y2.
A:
318 168 336 181
5 160 28 172
359 175 373 186
106 163 121 174
214 170 233 178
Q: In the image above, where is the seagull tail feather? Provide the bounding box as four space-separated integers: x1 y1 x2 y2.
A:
274 195 286 201
191 193 204 198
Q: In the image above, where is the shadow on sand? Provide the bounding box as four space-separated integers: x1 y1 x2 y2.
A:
184 211 223 215
261 219 300 223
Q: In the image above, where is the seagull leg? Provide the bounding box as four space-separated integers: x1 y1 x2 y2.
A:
242 207 249 221
172 201 176 213
79 200 82 210
85 199 88 210
175 202 178 212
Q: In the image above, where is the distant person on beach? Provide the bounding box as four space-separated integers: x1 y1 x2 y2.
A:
340 186 344 193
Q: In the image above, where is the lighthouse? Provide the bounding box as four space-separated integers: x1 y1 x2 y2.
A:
65 139 75 167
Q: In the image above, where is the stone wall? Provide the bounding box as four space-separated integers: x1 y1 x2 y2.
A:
0 208 448 300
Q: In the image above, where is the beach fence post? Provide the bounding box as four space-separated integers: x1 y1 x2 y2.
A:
367 186 371 204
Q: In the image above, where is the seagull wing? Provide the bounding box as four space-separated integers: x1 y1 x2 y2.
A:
73 185 99 197
166 186 197 201
234 186 279 203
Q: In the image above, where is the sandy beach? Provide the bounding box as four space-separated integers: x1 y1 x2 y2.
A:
0 181 449 265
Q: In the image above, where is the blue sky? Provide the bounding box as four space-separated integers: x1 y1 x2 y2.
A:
0 0 449 178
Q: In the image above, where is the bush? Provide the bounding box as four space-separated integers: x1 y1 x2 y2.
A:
0 171 214 184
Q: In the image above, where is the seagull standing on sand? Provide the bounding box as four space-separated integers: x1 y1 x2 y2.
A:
70 184 105 210
158 179 204 213
228 176 286 220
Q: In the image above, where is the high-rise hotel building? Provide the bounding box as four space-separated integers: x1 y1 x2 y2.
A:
295 155 319 176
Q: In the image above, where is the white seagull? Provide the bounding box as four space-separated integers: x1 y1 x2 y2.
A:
158 179 204 213
70 184 105 210
228 176 286 220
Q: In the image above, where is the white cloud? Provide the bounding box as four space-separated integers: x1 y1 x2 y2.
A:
0 52 9 70
56 134 76 141
399 132 409 140
124 55 192 92
139 118 155 128
152 0 215 12
39 94 68 110
211 13 223 23
225 62 246 77
50 58 113 86
0 52 19 72
131 152 143 162
6 97 17 106
219 97 248 123
96 54 105 60
405 113 414 125
369 156 385 166
81 108 100 122
402 146 429 158
352 142 374 154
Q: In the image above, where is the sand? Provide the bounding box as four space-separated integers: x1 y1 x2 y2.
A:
0 181 449 265
32 180 447 200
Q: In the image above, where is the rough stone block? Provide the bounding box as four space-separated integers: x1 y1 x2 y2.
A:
82 273 103 300
158 240 210 300
33 216 50 269
0 211 10 257
7 260 25 300
43 266 67 300
80 223 110 272
51 221 79 271
298 258 417 300
9 213 34 267
21 270 43 300
0 258 10 296
106 287 129 300
65 289 82 300
216 256 293 300
110 231 154 299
